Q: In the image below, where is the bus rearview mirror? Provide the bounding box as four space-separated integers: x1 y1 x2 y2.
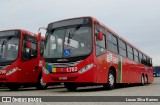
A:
98 32 103 41
26 41 31 48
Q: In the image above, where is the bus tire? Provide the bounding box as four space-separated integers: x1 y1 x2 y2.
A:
141 75 145 86
36 74 48 90
145 75 148 84
64 83 77 91
103 70 115 90
155 74 157 77
7 84 20 91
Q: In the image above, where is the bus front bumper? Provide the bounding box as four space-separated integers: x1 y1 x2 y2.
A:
43 71 95 83
0 73 18 83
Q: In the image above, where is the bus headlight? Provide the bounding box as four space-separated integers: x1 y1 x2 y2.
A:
78 63 94 74
42 67 49 74
2 65 10 70
6 67 18 76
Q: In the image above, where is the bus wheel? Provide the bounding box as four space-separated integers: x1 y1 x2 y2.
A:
64 83 77 91
103 70 115 90
36 75 47 90
7 84 20 91
155 74 157 77
145 75 148 84
141 75 145 86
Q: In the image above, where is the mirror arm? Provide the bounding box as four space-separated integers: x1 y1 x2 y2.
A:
38 27 47 34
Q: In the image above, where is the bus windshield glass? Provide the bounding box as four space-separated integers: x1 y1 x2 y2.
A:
44 26 92 59
154 67 160 71
0 31 20 62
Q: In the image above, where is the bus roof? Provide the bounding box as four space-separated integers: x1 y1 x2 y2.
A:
0 29 45 40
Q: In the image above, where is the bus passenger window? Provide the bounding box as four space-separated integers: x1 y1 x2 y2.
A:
107 33 118 54
118 39 127 57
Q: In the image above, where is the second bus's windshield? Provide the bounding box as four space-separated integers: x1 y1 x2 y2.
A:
44 26 92 58
0 37 19 62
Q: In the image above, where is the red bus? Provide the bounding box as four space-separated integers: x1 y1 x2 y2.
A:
42 17 154 91
0 29 47 90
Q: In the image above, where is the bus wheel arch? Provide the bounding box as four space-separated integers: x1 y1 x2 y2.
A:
36 72 48 90
103 66 116 90
7 83 20 91
145 74 148 84
64 82 77 91
109 66 116 81
141 73 145 86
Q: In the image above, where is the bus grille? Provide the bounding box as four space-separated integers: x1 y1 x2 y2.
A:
47 61 82 67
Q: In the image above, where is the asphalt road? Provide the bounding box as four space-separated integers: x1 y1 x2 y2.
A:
0 77 160 105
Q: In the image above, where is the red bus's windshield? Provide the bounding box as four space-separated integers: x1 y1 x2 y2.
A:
0 32 20 62
44 26 92 59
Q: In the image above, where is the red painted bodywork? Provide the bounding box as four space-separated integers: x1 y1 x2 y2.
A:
43 17 154 85
0 29 45 84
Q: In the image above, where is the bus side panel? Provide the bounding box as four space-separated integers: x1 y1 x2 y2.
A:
148 67 154 83
129 62 141 83
94 53 108 83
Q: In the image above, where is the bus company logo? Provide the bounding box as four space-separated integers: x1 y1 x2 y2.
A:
2 97 11 102
106 53 118 64
57 59 68 62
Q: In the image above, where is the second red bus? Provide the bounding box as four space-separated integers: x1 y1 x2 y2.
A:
0 29 47 90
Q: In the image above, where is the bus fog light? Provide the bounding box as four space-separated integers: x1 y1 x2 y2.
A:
78 63 94 74
6 67 18 76
42 67 49 74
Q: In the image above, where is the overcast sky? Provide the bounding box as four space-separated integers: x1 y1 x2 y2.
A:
0 0 160 66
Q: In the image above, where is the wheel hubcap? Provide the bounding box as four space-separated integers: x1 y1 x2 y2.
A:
40 77 46 87
109 73 114 86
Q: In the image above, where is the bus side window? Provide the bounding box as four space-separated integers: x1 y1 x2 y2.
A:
147 58 152 67
95 24 106 56
150 59 153 67
142 55 147 66
22 35 38 61
127 45 134 60
133 49 139 62
107 33 118 54
139 52 143 64
118 39 127 57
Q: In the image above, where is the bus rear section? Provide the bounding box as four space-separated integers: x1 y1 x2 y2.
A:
42 17 154 91
0 29 47 90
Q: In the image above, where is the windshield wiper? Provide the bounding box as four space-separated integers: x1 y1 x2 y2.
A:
67 25 81 44
45 29 54 47
0 39 6 54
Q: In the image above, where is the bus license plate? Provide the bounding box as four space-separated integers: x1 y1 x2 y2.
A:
59 77 67 80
